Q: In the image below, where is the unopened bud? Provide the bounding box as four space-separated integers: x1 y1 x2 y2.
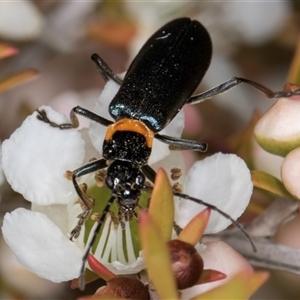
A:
167 239 203 290
95 276 150 300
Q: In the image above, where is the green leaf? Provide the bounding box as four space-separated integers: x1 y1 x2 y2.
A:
139 212 179 300
0 69 38 93
148 168 174 242
178 208 210 246
288 37 300 85
251 170 295 200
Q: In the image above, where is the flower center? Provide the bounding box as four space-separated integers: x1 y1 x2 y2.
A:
87 215 137 264
68 184 149 267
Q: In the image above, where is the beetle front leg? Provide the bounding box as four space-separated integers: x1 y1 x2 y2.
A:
69 182 95 240
66 159 108 240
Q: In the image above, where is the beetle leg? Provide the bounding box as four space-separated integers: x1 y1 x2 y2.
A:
36 106 113 129
173 222 183 236
69 159 108 241
91 53 123 85
155 133 207 152
187 77 300 105
141 165 156 184
36 108 78 129
70 182 94 241
79 195 115 290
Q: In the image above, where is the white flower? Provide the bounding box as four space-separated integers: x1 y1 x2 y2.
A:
1 78 252 284
0 82 183 282
176 152 253 234
0 2 44 41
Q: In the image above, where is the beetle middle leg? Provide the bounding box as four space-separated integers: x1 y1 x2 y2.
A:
154 133 207 152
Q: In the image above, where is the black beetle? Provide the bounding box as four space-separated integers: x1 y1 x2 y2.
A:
36 17 300 288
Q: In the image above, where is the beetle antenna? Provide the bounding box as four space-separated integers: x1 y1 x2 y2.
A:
173 191 257 252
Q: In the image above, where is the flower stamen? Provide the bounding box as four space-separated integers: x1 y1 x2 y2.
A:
84 214 137 267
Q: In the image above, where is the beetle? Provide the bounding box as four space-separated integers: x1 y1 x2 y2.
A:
36 18 300 287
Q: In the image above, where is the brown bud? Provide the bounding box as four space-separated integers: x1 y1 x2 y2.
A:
95 276 150 300
167 239 204 290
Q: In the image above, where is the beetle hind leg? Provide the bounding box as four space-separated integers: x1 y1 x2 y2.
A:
91 53 123 85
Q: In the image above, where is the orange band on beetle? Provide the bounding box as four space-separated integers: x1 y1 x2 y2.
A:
105 119 154 148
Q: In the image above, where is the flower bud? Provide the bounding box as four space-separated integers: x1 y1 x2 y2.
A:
254 83 300 157
281 147 300 199
95 276 150 300
167 239 204 290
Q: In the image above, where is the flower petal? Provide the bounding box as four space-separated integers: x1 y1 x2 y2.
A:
88 79 120 154
1 106 85 205
2 208 83 282
176 153 252 233
190 272 268 300
181 241 253 299
49 90 95 129
104 256 145 275
88 77 185 165
149 109 184 165
31 203 69 235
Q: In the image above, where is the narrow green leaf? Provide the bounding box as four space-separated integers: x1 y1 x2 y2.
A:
139 212 179 300
0 69 38 93
148 168 174 242
178 208 210 246
251 170 295 200
288 37 300 85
